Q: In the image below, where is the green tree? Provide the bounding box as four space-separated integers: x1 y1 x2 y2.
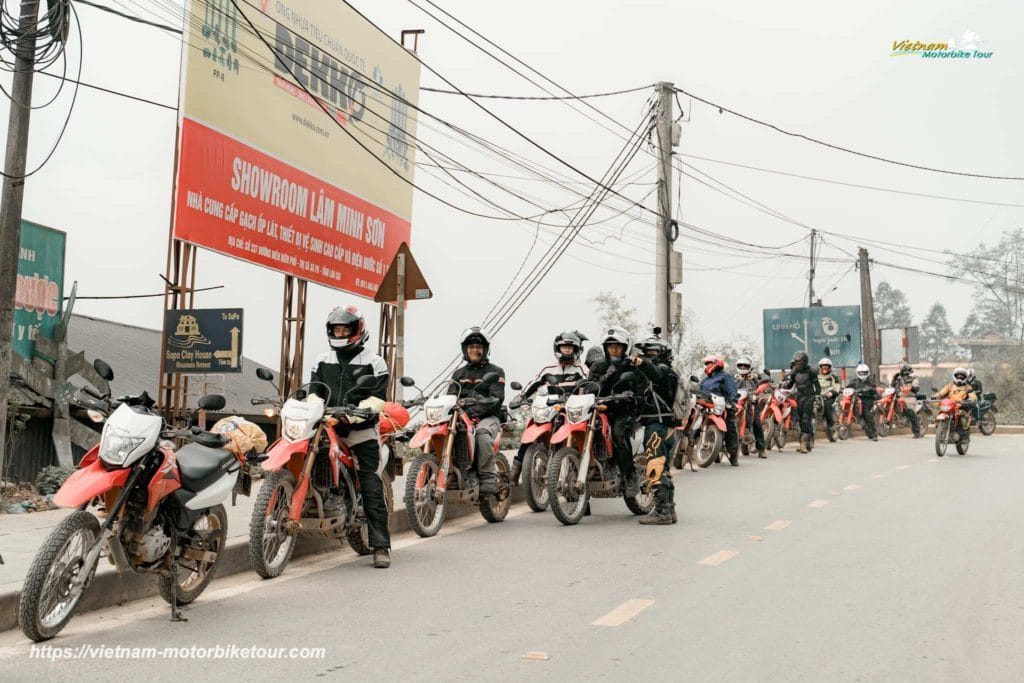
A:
919 303 958 366
591 291 641 342
874 281 913 329
959 311 986 339
953 227 1024 341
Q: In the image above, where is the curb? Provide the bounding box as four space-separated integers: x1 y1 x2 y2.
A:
0 487 525 634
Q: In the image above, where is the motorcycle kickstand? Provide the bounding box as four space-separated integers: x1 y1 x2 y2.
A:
169 561 188 623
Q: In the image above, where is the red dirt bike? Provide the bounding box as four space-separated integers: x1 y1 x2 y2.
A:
874 386 909 437
545 376 655 525
401 374 512 537
19 360 247 641
248 371 410 578
508 383 566 512
933 394 973 457
761 386 795 451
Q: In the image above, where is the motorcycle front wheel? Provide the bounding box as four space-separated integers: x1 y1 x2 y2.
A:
249 469 298 578
935 420 950 457
547 447 589 525
878 418 892 437
405 452 446 537
774 423 786 451
837 422 850 440
19 510 100 642
159 505 227 606
697 426 722 468
522 443 550 512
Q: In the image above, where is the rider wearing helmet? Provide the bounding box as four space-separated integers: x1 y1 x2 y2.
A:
845 362 878 440
699 354 740 466
449 327 506 496
782 351 821 453
588 326 645 497
937 368 978 440
890 361 923 438
818 358 842 437
633 333 679 525
510 331 589 484
311 306 392 568
966 368 983 422
733 357 766 458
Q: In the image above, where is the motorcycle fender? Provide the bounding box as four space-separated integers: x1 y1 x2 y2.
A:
53 459 130 508
410 423 447 450
79 444 99 469
146 448 181 514
521 422 552 444
551 421 587 445
262 438 310 471
708 414 726 432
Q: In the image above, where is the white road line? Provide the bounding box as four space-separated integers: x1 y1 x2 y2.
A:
871 473 887 479
591 599 655 627
698 550 739 566
764 520 791 531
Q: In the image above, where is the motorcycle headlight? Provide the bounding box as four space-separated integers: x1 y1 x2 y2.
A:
99 426 144 465
532 405 554 423
566 406 585 423
283 417 311 440
425 406 444 424
940 404 952 413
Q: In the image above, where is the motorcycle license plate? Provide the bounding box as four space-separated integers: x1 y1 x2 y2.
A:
233 468 253 498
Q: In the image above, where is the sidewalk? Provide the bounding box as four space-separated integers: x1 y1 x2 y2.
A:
1 452 525 633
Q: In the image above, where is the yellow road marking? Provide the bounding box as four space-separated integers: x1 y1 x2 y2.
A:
896 465 912 470
764 520 791 531
807 499 830 508
698 550 739 566
748 535 763 542
591 599 656 626
523 652 550 661
871 473 887 479
844 484 861 491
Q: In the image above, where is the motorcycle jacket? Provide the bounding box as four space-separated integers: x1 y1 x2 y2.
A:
588 357 644 415
970 377 983 395
521 362 587 399
937 383 976 403
818 372 843 398
449 361 506 420
846 376 878 399
635 358 678 425
783 365 820 398
734 374 759 392
891 372 920 392
311 347 388 409
700 368 739 405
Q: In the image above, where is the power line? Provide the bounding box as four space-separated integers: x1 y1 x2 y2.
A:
35 68 176 109
420 83 653 100
75 0 181 33
673 85 1024 181
65 284 223 300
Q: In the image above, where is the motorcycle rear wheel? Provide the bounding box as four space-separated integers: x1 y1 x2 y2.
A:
547 447 589 525
19 510 100 642
249 469 298 578
479 455 512 523
935 420 950 457
522 443 550 512
159 505 227 606
404 452 446 537
697 426 722 468
979 411 996 436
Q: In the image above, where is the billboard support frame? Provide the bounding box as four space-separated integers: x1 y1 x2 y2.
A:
279 275 307 400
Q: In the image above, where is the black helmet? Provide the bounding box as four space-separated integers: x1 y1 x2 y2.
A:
553 332 583 364
791 351 809 368
459 326 491 362
899 361 912 375
637 336 672 365
326 306 368 351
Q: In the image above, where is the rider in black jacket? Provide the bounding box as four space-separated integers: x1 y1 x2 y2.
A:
633 334 679 525
782 351 820 453
846 363 879 441
449 327 505 495
891 361 923 438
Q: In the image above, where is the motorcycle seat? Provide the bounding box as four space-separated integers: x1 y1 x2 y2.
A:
176 443 237 492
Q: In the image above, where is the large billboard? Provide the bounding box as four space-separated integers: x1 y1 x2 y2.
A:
173 0 420 296
763 306 862 370
13 221 65 360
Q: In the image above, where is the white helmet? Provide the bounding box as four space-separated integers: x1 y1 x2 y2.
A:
953 367 968 385
966 368 976 381
735 356 752 375
601 326 632 365
818 357 833 369
855 363 869 380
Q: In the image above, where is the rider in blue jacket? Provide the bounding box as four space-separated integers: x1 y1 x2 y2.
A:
699 354 740 466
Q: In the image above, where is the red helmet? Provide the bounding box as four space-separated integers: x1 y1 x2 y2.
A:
702 354 725 377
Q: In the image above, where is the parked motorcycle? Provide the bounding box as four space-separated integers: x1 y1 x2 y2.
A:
836 387 876 440
761 386 794 451
401 374 512 537
545 376 655 525
736 389 757 455
248 370 408 578
509 383 565 512
19 360 246 641
977 392 998 435
932 389 973 457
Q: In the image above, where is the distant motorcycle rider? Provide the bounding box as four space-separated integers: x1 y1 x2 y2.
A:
846 363 878 441
587 327 644 497
700 354 740 466
891 361 923 438
782 351 820 453
937 367 978 442
311 306 391 569
449 327 506 496
510 331 588 484
817 358 842 437
633 335 679 525
733 356 766 458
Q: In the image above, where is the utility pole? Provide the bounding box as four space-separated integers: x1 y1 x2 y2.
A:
654 81 674 334
0 0 41 482
808 229 816 306
858 248 880 380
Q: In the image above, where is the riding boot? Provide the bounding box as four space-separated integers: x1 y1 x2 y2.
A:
639 487 673 525
796 435 808 453
509 459 523 486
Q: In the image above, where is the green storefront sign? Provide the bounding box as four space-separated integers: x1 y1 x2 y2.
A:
14 221 66 360
763 305 862 370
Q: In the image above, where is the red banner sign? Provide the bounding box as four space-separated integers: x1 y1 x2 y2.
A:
172 118 410 295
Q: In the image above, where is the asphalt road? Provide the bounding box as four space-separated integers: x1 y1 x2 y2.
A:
2 434 1022 682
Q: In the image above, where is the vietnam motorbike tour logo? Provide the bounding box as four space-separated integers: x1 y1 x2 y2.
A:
890 31 994 59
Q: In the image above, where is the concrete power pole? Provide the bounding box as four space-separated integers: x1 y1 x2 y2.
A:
858 248 880 379
808 229 816 306
0 0 41 482
654 81 676 335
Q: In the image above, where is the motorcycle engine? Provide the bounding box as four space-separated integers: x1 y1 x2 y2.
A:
126 524 172 564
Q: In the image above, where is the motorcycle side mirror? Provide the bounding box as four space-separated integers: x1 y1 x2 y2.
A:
295 389 308 400
481 372 500 384
256 367 275 382
400 376 416 387
689 375 700 383
510 381 522 391
93 358 114 382
198 394 226 411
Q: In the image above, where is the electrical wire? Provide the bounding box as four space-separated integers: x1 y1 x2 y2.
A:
74 0 181 33
420 84 653 100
